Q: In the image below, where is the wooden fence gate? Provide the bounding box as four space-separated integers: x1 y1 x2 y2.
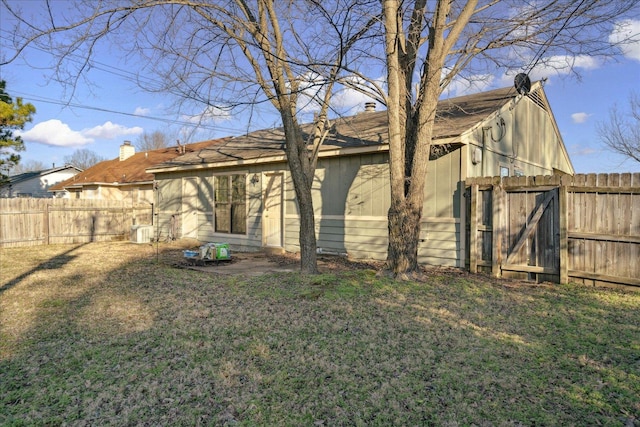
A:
466 174 640 289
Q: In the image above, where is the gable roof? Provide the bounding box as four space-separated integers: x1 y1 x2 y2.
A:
50 139 226 191
3 164 83 186
148 84 543 173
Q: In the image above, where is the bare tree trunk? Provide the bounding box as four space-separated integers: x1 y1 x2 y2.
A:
295 183 318 274
383 0 460 277
280 108 318 274
387 201 422 274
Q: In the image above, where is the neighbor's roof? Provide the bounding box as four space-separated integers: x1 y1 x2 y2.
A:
4 164 82 186
149 85 523 173
49 139 226 191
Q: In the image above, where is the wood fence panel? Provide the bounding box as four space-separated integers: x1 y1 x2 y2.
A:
467 185 478 272
538 189 559 283
0 199 45 246
466 173 640 290
0 199 153 248
480 187 493 272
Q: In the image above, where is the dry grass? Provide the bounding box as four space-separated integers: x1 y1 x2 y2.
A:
1 242 639 426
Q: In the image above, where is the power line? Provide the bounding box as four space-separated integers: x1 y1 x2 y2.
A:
0 30 165 91
524 0 588 75
0 29 303 135
11 90 248 134
0 29 278 118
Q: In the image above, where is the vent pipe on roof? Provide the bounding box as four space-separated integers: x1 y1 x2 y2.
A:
120 141 135 161
364 102 376 112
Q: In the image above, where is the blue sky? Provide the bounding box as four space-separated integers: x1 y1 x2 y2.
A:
1 6 639 174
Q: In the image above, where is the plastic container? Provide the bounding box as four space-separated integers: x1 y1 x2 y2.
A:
214 243 230 260
199 243 231 260
183 250 199 258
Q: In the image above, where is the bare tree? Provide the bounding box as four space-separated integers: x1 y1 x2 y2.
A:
9 159 48 175
1 0 377 273
135 130 171 152
63 148 105 170
597 92 640 163
376 0 638 276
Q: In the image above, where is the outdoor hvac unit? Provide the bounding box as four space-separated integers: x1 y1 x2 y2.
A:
131 225 154 244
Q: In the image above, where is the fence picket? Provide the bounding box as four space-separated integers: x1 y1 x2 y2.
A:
466 173 640 289
0 199 153 248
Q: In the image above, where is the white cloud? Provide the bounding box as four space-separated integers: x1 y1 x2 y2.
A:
294 72 326 114
82 121 143 139
17 119 93 147
17 119 143 147
332 75 384 112
498 54 602 86
134 107 151 116
333 87 375 111
182 106 232 124
610 19 640 62
530 55 601 78
443 73 495 98
570 144 597 156
571 112 591 124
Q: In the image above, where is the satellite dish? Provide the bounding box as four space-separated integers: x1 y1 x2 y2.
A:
514 73 531 95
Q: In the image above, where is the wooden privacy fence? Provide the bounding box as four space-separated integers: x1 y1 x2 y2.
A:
466 173 640 289
0 198 153 248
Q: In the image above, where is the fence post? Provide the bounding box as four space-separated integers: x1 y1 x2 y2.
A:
44 203 50 245
559 185 568 284
491 179 504 277
469 184 479 273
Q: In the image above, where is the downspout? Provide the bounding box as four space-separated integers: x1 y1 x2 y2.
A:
482 127 491 177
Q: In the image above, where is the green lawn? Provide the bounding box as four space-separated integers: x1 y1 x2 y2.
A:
1 242 639 426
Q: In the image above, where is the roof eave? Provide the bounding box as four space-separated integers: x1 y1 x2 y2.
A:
147 136 466 174
147 144 390 173
53 180 155 190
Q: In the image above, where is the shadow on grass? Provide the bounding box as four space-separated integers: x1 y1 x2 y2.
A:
1 244 639 425
0 244 84 294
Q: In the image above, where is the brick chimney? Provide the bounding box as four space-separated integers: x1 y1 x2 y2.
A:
119 141 135 161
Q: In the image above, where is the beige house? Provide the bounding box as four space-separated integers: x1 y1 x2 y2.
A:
50 140 225 204
148 82 574 267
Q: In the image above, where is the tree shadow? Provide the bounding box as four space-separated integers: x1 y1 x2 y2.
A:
0 244 84 294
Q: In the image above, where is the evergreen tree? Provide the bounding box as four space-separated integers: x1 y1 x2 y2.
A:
0 80 36 183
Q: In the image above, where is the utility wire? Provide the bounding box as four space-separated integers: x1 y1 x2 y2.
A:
0 30 278 118
524 0 587 75
0 30 165 90
10 89 248 134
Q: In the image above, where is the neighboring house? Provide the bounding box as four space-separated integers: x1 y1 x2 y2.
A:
148 82 574 267
0 164 82 198
50 140 225 204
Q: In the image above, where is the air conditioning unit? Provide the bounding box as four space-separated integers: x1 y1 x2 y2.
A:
131 225 154 243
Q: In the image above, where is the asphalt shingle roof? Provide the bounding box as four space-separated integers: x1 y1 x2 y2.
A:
150 85 518 171
6 165 82 185
49 139 226 191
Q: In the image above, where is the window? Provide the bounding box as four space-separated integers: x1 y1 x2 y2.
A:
500 165 510 177
215 174 246 234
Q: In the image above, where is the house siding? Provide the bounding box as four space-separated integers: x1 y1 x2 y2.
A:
151 148 466 266
282 149 463 266
150 85 570 269
155 165 271 251
464 93 572 178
